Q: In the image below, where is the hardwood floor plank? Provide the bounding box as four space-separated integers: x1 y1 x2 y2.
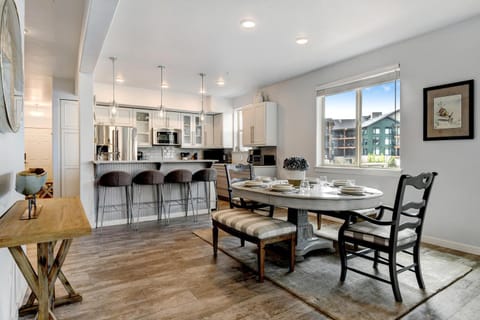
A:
19 202 479 320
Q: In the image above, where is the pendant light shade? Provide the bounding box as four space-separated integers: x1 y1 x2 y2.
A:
199 73 206 121
158 65 167 117
109 57 118 118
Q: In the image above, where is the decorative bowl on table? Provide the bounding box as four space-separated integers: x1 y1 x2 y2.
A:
15 168 47 195
15 168 47 219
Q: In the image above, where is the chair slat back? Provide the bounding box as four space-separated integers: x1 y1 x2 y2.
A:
401 200 426 212
390 172 438 243
225 164 253 188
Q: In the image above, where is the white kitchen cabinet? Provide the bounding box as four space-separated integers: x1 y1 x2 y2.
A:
242 102 277 146
182 113 202 148
134 110 152 147
211 113 233 148
153 110 181 129
94 106 110 124
203 115 214 148
94 106 133 126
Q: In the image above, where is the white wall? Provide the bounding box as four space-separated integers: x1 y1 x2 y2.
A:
234 16 480 254
78 73 95 225
0 1 29 319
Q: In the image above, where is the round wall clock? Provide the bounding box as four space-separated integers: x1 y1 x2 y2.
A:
0 0 23 133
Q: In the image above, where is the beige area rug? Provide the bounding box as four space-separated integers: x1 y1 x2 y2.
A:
193 228 472 320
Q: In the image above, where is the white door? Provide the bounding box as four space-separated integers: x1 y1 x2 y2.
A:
24 127 53 180
60 100 80 197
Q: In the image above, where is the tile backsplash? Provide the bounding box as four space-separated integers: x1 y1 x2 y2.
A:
139 147 203 161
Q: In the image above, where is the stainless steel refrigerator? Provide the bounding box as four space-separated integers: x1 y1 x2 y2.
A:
94 125 137 161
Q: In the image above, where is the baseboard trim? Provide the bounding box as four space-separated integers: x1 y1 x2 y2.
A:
422 236 480 256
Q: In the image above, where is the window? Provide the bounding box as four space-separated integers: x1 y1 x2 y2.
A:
317 66 400 168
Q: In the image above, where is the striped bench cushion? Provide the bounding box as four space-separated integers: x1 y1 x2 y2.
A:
344 221 417 247
212 208 296 240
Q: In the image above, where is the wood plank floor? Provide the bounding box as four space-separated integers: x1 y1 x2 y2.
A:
20 202 479 320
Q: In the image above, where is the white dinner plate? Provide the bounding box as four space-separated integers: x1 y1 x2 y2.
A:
340 186 365 195
270 183 294 191
243 180 265 187
332 180 349 187
340 185 365 192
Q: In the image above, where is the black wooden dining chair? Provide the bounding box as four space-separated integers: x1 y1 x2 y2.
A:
338 172 437 302
224 163 274 217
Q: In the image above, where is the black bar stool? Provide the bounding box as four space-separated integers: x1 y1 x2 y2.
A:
132 170 165 228
97 171 132 229
164 169 195 222
192 168 217 216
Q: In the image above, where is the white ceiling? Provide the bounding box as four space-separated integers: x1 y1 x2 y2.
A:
25 0 480 104
24 0 85 107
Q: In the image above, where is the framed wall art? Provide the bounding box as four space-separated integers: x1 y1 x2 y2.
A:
423 79 474 140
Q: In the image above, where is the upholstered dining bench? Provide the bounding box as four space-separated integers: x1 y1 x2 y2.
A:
211 208 297 282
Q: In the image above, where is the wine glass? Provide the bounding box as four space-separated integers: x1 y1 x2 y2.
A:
299 179 310 194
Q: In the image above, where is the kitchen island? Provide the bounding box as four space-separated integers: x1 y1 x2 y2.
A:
93 160 216 226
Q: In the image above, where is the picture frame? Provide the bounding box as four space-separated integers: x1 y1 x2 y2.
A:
423 80 474 141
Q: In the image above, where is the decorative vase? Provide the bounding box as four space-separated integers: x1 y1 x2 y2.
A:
285 170 306 187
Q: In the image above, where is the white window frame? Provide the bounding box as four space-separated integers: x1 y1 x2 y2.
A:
315 65 400 170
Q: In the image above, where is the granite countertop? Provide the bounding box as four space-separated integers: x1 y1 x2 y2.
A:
93 159 218 164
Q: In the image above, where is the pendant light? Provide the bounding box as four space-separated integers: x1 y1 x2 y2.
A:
199 73 206 121
158 65 167 118
109 56 118 117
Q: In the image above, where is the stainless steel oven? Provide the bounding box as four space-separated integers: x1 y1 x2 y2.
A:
152 128 181 146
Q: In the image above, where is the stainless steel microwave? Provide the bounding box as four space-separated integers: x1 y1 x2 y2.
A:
152 128 181 146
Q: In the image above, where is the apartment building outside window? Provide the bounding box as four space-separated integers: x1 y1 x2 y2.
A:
316 66 400 168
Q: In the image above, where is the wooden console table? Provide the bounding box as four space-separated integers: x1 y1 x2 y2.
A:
0 197 91 320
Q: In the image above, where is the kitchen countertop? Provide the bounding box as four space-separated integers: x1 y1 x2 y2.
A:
93 159 217 164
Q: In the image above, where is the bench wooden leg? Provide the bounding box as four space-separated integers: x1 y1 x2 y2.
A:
258 241 265 282
212 225 218 258
289 235 295 272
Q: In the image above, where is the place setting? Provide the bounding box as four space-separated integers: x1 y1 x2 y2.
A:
268 183 297 193
242 180 268 188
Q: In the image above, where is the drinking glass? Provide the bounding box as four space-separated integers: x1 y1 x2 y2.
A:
299 179 310 194
318 176 328 186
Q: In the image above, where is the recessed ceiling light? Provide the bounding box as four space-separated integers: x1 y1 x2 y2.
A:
115 77 124 83
240 19 255 29
24 28 29 35
296 37 309 45
161 82 169 89
216 78 225 87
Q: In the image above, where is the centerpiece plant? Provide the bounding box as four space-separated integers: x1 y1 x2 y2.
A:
283 156 309 186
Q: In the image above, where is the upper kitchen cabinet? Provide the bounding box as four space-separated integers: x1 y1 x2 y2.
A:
203 115 214 148
153 110 181 129
242 102 277 146
94 106 133 126
182 113 203 148
134 110 152 147
195 113 232 149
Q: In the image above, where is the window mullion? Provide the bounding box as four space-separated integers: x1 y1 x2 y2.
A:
356 88 362 167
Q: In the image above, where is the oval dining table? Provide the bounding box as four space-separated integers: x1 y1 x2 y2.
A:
231 181 383 259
